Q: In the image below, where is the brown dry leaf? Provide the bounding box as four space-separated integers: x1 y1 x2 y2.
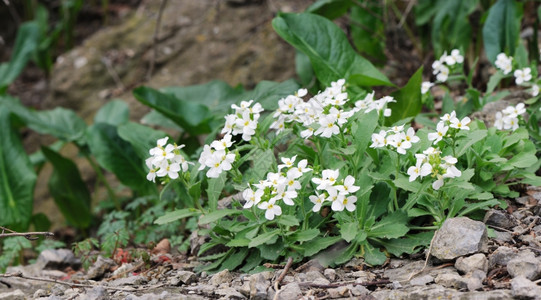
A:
152 238 171 255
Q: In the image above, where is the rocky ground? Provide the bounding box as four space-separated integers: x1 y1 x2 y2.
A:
1 186 540 300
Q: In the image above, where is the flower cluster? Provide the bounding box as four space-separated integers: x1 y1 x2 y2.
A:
198 134 236 178
428 111 471 144
370 125 420 154
495 53 513 75
514 67 532 86
352 91 396 117
431 49 464 83
242 156 312 220
271 79 355 139
222 100 264 141
421 81 434 94
146 137 191 182
310 170 359 212
494 103 526 131
407 147 461 190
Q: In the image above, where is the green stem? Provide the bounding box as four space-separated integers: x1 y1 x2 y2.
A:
84 153 119 210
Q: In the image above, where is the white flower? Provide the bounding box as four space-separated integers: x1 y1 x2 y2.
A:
404 127 420 144
502 103 526 117
342 196 357 212
234 111 258 141
494 112 504 130
258 200 282 220
243 187 264 208
444 49 464 65
428 122 449 144
436 66 449 82
336 175 360 195
312 169 339 190
514 68 532 85
370 130 388 148
210 134 233 151
495 53 513 75
421 81 434 94
407 162 432 182
503 115 519 131
440 111 456 123
328 189 346 212
432 175 444 190
314 115 340 138
309 192 326 212
278 155 297 171
449 116 471 130
532 84 539 97
156 162 181 179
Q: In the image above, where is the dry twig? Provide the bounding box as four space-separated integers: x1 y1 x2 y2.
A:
0 226 54 241
273 257 293 300
298 279 391 288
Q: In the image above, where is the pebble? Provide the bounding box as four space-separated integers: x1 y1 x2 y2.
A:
431 217 488 261
0 289 25 300
455 253 488 274
511 276 541 299
86 256 115 280
323 268 336 281
483 209 516 229
435 272 469 290
409 274 434 286
78 286 108 300
209 269 233 286
506 251 541 279
36 248 82 271
277 282 302 299
174 271 197 285
488 246 518 268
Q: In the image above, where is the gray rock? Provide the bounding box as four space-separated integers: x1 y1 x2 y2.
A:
37 248 82 271
372 285 513 300
455 253 488 274
323 268 336 281
409 274 434 286
174 271 197 285
483 209 516 229
108 275 147 286
467 269 487 282
489 246 519 268
215 287 245 299
434 273 469 290
467 277 483 292
79 286 109 300
305 270 330 285
384 260 425 282
209 269 233 286
34 289 48 298
432 217 488 261
506 251 541 280
327 286 349 298
241 273 269 300
86 256 115 280
351 285 369 296
125 291 170 300
0 289 25 300
511 276 541 299
492 230 513 242
51 283 67 296
351 270 376 282
277 283 301 299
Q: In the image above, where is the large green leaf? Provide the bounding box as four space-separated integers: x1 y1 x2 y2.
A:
117 122 166 160
272 13 392 87
368 211 410 239
483 0 523 64
430 0 478 55
350 2 386 63
41 146 91 229
385 67 423 125
0 109 36 230
94 100 129 126
242 80 300 110
133 86 213 135
154 208 201 225
0 22 41 93
306 0 353 20
376 231 433 257
86 123 155 195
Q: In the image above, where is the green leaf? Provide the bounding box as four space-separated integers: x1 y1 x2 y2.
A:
0 22 41 92
377 231 434 257
242 80 300 111
385 67 423 125
154 208 201 225
258 240 285 260
369 211 410 239
277 215 299 227
340 222 359 243
117 122 166 160
220 248 249 271
0 109 37 230
248 229 280 248
306 0 353 20
133 86 213 135
302 236 342 256
352 110 379 154
361 241 387 265
226 238 251 247
199 209 242 225
483 0 523 64
243 149 275 183
272 13 392 87
295 51 315 88
335 242 359 265
350 2 386 63
94 100 129 126
290 229 320 242
207 173 226 211
41 147 91 229
86 123 155 195
455 129 488 157
430 0 478 55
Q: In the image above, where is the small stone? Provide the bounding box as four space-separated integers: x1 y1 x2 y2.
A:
434 273 469 289
391 281 402 289
328 286 349 298
51 283 67 296
86 256 115 280
492 230 513 242
506 251 541 279
324 268 336 281
246 273 270 300
409 275 434 286
305 271 330 285
34 289 48 298
278 283 301 299
432 217 488 261
488 246 519 268
467 269 487 282
209 269 233 286
36 248 82 271
483 209 516 229
175 271 197 285
111 263 133 277
0 289 25 300
215 287 245 299
109 275 146 286
78 286 108 300
350 285 369 296
511 276 541 299
351 270 376 282
466 277 483 291
455 254 488 274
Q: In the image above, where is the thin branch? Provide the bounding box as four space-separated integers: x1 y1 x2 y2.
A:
146 0 168 80
0 272 164 292
298 279 391 288
0 226 54 241
273 257 293 300
408 229 438 281
100 57 125 91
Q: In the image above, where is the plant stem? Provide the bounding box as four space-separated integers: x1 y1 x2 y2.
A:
84 154 120 210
